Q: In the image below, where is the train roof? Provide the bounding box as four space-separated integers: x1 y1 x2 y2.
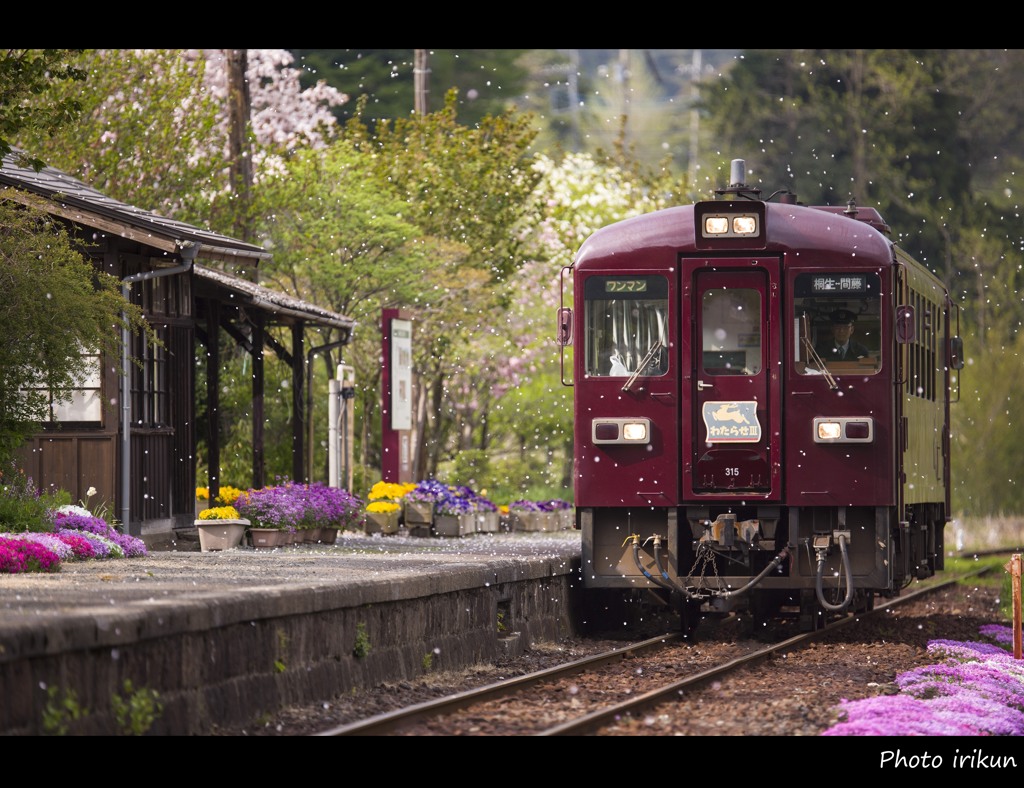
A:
574 200 895 266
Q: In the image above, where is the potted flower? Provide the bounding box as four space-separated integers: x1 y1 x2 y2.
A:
508 499 561 532
364 500 401 535
195 484 244 518
403 480 451 533
433 486 476 538
234 483 302 549
301 482 365 544
195 505 249 552
471 490 500 534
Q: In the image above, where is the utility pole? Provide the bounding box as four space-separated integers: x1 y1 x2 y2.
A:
689 49 701 187
226 49 254 249
414 49 430 115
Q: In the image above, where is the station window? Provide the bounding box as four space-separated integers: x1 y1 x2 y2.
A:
130 327 169 427
794 272 882 376
584 275 668 378
22 347 104 425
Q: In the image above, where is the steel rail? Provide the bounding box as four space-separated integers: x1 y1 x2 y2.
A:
316 566 991 737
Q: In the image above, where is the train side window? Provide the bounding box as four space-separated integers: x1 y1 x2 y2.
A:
583 275 668 377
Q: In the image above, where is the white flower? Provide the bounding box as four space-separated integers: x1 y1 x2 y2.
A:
56 504 92 517
86 486 98 498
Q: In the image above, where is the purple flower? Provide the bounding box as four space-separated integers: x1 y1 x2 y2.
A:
236 481 365 531
0 536 61 573
51 511 119 539
54 531 98 560
12 533 74 561
822 625 1024 737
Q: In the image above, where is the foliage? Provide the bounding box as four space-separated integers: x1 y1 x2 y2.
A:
0 49 86 169
352 622 370 659
0 459 62 532
289 49 531 132
951 318 1024 516
13 49 226 223
0 201 154 465
111 680 163 736
14 49 346 231
41 686 86 736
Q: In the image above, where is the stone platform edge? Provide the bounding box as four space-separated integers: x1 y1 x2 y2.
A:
0 553 584 735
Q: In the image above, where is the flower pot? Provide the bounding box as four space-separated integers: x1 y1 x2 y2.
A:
195 519 248 552
248 527 290 549
365 510 400 535
318 527 340 545
510 511 560 532
476 512 500 533
434 513 475 537
298 528 320 544
403 500 434 525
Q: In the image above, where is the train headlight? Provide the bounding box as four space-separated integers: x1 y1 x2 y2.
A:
700 213 759 237
813 417 874 443
592 418 651 444
694 201 766 249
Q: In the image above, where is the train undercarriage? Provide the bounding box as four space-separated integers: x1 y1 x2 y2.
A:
578 503 948 636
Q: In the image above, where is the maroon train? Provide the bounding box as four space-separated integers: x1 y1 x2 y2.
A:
558 159 964 635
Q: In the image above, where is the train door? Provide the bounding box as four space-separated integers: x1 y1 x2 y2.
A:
682 258 782 499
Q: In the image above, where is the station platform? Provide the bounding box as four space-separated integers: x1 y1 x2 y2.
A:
0 529 583 736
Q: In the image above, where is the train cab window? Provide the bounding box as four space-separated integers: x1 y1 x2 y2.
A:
794 272 882 376
584 275 668 378
701 288 762 375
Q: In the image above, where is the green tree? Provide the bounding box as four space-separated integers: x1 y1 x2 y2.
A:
289 49 530 130
13 49 228 224
0 49 85 170
0 201 152 463
697 49 975 275
252 140 446 485
337 91 545 481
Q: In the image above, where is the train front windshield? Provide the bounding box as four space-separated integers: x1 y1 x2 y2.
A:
584 275 668 378
794 272 882 374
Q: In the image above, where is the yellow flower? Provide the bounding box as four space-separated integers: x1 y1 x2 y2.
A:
215 485 244 505
196 487 209 501
199 505 240 520
367 501 400 514
368 481 411 502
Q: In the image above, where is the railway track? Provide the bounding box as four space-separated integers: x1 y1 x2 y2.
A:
316 565 995 737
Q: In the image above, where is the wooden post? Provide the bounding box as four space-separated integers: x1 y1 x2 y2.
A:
1010 554 1022 660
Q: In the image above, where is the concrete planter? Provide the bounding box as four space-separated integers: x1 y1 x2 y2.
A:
195 519 248 552
476 511 500 533
434 513 475 537
364 510 400 535
249 527 290 549
403 500 434 525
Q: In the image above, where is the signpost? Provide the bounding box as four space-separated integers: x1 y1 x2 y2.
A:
381 308 414 483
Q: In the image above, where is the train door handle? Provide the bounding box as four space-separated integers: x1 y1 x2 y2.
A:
697 380 713 391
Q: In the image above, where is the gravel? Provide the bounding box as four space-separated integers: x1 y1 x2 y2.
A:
211 574 1010 737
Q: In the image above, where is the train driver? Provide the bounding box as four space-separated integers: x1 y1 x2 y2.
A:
815 309 871 361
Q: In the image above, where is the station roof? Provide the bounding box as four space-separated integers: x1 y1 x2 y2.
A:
0 148 354 333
